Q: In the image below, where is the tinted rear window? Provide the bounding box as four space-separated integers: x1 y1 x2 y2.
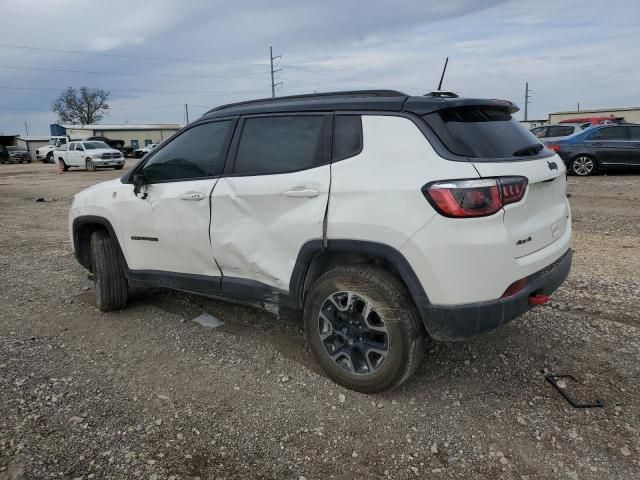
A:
587 126 627 141
234 116 325 175
423 106 547 159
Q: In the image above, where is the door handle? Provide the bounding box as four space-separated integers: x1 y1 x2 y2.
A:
284 188 319 198
179 191 206 201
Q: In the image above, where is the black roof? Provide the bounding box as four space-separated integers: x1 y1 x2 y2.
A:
202 90 519 119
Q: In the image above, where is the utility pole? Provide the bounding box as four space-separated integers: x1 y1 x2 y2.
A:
24 121 29 136
577 102 580 111
524 82 532 121
184 104 189 124
270 46 282 98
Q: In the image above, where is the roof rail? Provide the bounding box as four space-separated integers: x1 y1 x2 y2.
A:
206 89 408 114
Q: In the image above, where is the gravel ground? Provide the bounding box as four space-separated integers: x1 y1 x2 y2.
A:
1 162 639 480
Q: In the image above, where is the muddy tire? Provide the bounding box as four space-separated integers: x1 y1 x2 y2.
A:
85 158 96 172
304 265 424 393
90 230 128 312
46 152 53 164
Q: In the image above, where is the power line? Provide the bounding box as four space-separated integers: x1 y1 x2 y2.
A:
0 43 269 68
0 85 265 96
0 65 266 80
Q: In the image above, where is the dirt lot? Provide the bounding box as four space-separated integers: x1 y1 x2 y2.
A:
1 161 639 480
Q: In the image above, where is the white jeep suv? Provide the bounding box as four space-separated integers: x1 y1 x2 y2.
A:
69 90 572 393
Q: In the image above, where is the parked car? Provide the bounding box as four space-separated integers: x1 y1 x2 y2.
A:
559 115 624 126
84 136 125 150
3 146 31 163
547 124 640 176
133 143 158 158
36 136 70 163
69 90 572 393
532 123 590 143
56 141 125 171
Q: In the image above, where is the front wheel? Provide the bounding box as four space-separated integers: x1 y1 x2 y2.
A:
304 265 424 393
46 153 53 164
60 159 69 172
85 158 96 172
569 155 596 176
90 230 128 311
114 165 124 170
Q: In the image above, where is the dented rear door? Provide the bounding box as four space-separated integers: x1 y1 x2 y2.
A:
211 114 331 293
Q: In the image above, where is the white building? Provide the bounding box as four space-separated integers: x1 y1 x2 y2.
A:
50 123 184 150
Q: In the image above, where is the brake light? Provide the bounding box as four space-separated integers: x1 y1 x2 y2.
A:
423 177 528 218
547 144 560 152
500 176 528 205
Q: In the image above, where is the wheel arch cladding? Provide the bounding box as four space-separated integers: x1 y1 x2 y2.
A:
72 216 128 272
292 239 432 331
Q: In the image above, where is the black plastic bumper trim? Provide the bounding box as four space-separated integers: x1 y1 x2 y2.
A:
425 249 572 341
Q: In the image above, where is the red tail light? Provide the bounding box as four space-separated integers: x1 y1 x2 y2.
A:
423 177 528 218
547 144 560 152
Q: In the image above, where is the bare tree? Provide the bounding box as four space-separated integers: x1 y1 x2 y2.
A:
51 87 110 125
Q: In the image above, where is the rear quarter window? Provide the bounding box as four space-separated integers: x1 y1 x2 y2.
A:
333 115 362 160
423 106 548 160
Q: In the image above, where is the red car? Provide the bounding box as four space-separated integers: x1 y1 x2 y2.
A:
560 115 624 125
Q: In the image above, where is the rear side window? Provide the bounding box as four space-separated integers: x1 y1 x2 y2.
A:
548 126 574 137
587 126 627 141
234 116 324 175
423 106 546 159
629 126 640 141
333 115 362 160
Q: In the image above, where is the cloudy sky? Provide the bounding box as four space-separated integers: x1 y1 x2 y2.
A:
0 0 638 135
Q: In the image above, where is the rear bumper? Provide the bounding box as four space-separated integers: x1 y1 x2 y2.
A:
424 249 572 340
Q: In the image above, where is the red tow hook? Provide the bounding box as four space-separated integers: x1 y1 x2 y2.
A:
528 294 549 305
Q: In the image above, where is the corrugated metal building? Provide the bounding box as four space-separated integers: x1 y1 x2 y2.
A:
50 123 184 150
548 107 640 124
16 136 51 162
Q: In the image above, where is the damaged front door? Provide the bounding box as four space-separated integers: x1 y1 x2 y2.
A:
211 114 331 294
120 120 234 276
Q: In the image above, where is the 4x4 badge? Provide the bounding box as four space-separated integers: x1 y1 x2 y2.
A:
547 161 558 171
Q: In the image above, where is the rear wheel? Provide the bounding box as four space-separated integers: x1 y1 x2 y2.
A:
570 155 596 176
90 230 128 311
85 158 96 172
304 265 424 393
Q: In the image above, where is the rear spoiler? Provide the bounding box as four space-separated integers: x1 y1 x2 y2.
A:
404 96 519 116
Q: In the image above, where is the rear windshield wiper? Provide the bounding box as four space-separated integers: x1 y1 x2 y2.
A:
512 144 544 157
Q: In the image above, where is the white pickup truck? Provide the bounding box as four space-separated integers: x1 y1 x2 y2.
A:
56 140 125 171
36 136 70 163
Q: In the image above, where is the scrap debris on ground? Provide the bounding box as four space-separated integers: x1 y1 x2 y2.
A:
0 162 638 479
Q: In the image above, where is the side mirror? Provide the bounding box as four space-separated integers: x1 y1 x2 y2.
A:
132 172 146 198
